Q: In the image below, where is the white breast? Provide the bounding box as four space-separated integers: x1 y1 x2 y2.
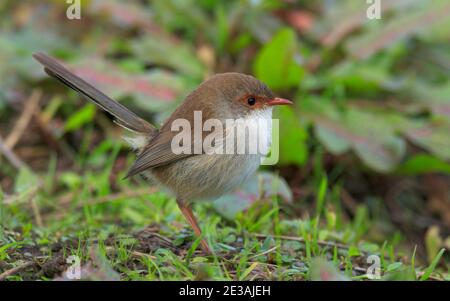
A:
131 108 274 202
243 108 273 156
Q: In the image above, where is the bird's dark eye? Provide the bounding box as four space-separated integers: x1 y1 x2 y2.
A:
247 97 256 106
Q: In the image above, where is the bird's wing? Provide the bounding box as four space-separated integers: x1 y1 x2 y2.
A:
125 128 195 178
125 87 216 178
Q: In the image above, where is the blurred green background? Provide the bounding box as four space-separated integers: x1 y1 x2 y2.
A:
0 0 449 280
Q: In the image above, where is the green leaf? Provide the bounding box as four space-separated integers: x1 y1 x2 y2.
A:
239 262 259 280
60 172 82 190
275 105 308 165
387 262 403 272
403 121 450 161
215 5 229 54
72 58 191 112
346 1 450 59
192 256 208 263
14 168 39 194
64 103 96 132
405 81 450 119
316 175 328 216
301 98 406 172
0 243 17 261
420 248 445 281
411 245 418 280
123 207 146 224
397 154 450 175
132 35 205 80
253 28 304 90
348 246 360 257
424 226 443 265
359 242 379 253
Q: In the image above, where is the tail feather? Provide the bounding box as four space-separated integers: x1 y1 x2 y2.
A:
33 52 156 134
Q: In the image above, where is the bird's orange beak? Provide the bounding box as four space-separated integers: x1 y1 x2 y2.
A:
267 97 293 106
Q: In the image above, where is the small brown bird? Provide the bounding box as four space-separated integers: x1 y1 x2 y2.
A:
33 52 292 253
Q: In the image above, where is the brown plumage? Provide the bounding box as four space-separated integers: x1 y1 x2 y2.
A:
33 52 292 253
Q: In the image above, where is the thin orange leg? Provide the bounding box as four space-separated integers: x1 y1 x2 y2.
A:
176 199 211 254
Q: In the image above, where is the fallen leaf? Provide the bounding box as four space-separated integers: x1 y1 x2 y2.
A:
346 1 450 59
301 98 406 172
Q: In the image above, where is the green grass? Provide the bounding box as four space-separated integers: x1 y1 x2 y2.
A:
1 143 447 281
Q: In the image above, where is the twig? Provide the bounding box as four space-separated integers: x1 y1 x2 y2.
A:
5 90 42 149
138 229 173 245
341 189 358 214
0 135 28 170
248 246 279 260
0 261 35 281
34 104 76 159
3 184 42 205
33 111 63 152
30 196 43 228
343 265 367 276
131 250 157 260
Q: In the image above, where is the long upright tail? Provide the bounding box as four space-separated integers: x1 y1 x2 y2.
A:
33 52 156 134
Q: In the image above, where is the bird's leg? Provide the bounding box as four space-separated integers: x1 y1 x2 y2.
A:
176 198 211 254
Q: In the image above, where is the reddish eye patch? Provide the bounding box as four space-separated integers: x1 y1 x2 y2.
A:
240 94 265 109
240 94 293 109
